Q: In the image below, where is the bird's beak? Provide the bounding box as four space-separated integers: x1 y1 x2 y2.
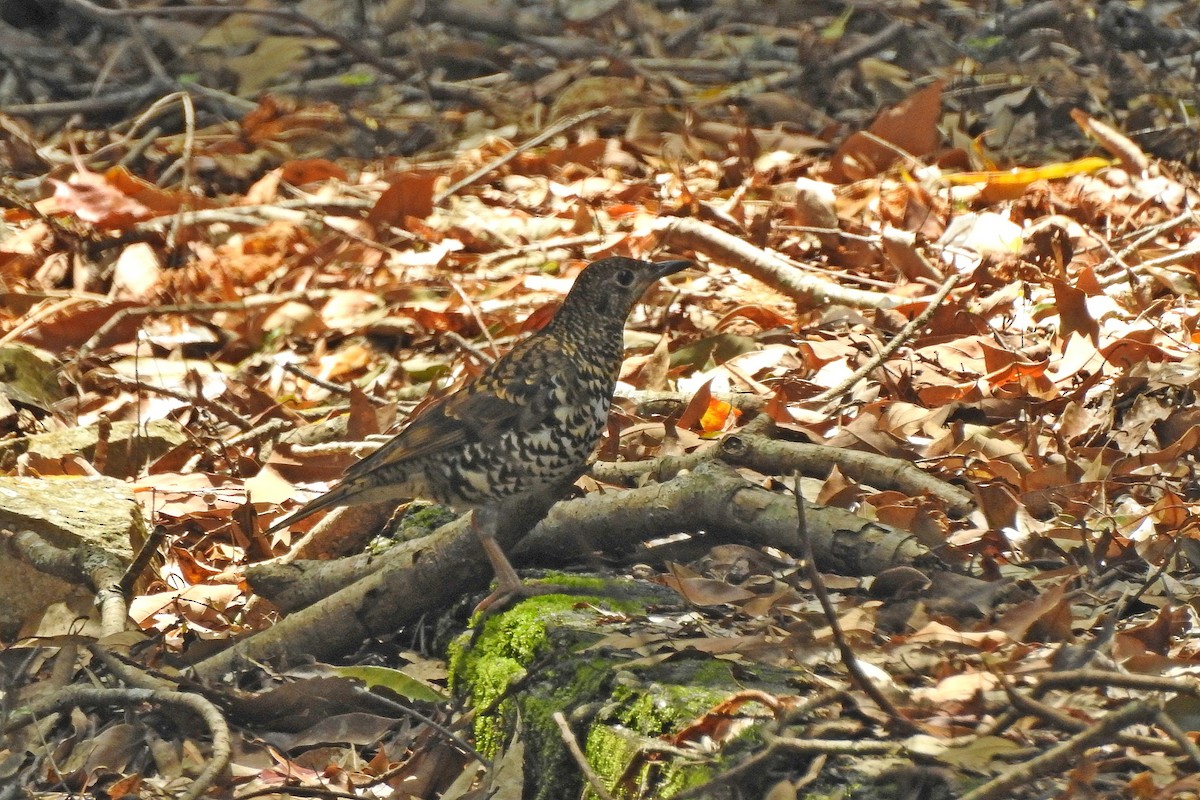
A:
652 259 692 278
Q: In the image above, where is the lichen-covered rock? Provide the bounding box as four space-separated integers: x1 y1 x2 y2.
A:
0 476 145 637
448 577 812 800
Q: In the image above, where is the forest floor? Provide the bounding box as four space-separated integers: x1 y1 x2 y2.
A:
2 2 1200 798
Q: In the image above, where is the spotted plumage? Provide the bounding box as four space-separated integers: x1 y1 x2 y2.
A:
267 256 690 603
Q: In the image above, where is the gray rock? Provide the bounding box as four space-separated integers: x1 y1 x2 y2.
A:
0 419 187 478
0 476 146 638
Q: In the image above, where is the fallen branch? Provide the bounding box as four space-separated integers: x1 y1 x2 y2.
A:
193 483 568 680
249 460 937 615
720 430 975 515
654 216 900 310
2 528 129 638
591 427 975 516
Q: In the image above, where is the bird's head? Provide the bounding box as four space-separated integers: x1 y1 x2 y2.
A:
556 257 691 322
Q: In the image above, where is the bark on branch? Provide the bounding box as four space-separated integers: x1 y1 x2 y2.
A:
192 486 565 681
247 460 940 620
654 216 900 310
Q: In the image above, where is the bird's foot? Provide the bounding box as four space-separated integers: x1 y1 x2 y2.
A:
472 580 595 618
472 580 545 616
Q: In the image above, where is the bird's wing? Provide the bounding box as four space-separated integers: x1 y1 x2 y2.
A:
339 337 563 480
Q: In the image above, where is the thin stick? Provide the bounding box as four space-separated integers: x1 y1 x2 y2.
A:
281 362 356 397
2 685 231 800
74 292 338 361
959 700 1160 800
1155 710 1200 770
358 689 492 773
553 711 618 800
792 471 920 733
56 0 417 88
812 272 960 409
671 690 847 800
120 524 168 596
163 92 197 257
3 84 167 118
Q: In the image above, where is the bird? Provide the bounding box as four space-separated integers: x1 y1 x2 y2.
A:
267 256 692 607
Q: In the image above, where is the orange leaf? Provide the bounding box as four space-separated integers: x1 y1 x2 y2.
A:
978 340 1048 388
104 165 204 215
280 158 348 186
830 79 944 181
942 157 1111 202
699 397 739 433
1050 278 1099 345
368 171 438 228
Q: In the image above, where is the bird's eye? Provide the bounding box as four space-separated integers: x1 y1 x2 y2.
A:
615 269 635 287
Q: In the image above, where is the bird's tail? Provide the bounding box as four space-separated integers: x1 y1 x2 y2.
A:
262 477 374 535
263 453 424 536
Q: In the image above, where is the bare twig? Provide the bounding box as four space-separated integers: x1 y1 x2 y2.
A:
792 472 920 734
1032 669 1200 699
998 680 1183 756
110 0 171 84
120 524 168 597
3 84 168 118
1 685 231 800
654 216 900 309
357 689 492 775
1098 244 1200 288
812 271 960 409
553 711 618 800
823 20 908 73
281 362 358 398
97 372 252 432
982 662 1200 739
671 690 847 800
476 233 609 266
57 0 418 88
1155 710 1200 770
74 293 339 361
959 700 1161 800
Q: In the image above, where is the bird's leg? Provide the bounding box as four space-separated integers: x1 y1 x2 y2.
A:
472 505 524 612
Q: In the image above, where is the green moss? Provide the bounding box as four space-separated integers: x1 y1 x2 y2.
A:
521 657 616 800
583 725 637 790
449 592 612 760
446 581 803 800
612 661 734 733
400 502 458 528
583 723 716 800
522 573 658 616
577 660 786 799
364 503 459 555
532 573 609 590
